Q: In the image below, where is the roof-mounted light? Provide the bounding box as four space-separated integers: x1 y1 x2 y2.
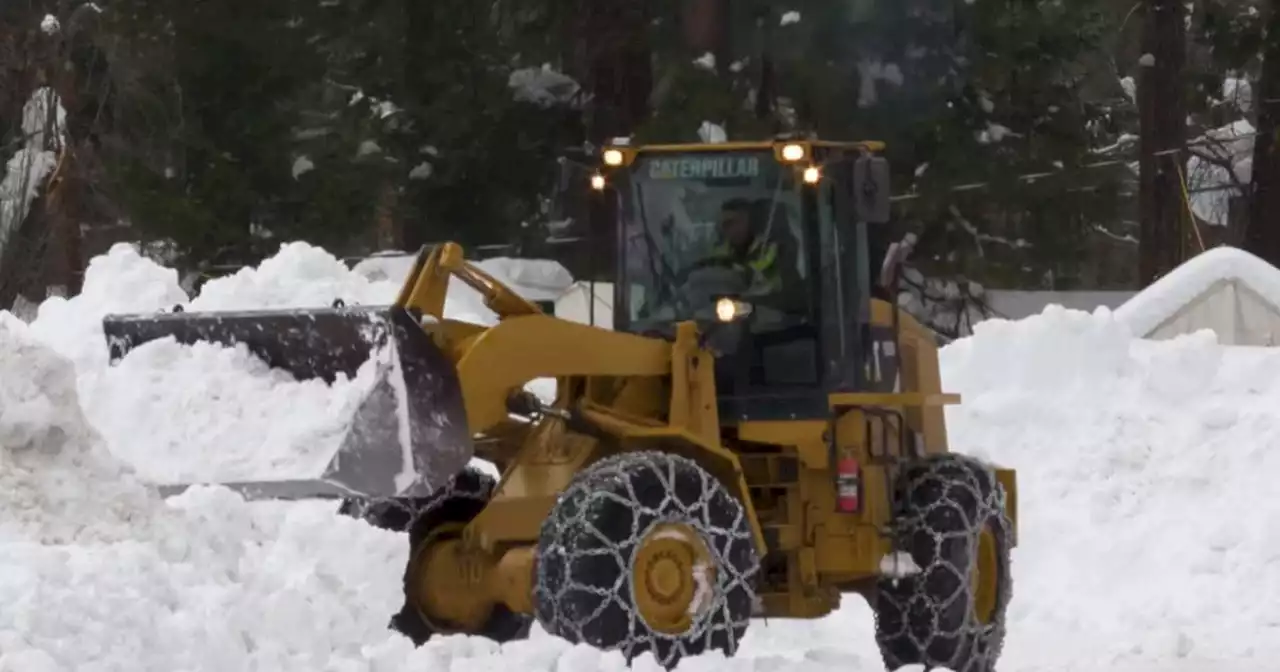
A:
781 143 806 162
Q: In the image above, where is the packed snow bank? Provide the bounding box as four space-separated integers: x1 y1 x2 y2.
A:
937 305 1280 667
27 243 189 371
0 312 833 671
0 312 428 670
26 241 557 485
10 256 1280 668
0 312 159 544
752 306 1280 668
1114 245 1280 338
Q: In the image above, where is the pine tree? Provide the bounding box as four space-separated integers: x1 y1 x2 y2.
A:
754 0 1121 289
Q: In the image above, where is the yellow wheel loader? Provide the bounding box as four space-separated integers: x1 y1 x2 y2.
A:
102 138 1018 672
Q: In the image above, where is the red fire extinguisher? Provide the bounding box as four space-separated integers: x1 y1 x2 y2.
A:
836 457 861 513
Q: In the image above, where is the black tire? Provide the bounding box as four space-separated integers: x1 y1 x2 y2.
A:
388 467 533 645
533 451 760 669
874 454 1014 672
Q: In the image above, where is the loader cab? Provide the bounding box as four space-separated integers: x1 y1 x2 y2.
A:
595 139 894 422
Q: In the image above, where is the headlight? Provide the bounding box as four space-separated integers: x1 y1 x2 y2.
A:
715 297 753 323
803 166 821 184
590 174 606 190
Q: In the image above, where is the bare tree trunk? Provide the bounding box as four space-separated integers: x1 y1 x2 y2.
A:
373 183 402 250
574 1 652 281
1137 0 1187 286
42 31 86 298
683 0 731 75
0 4 88 305
755 9 777 126
1248 0 1280 265
579 2 652 143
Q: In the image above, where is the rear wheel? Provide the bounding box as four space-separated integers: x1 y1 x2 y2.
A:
533 452 760 669
387 467 532 645
873 454 1014 672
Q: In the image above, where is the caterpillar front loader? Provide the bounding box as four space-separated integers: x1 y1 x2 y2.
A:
101 138 1018 672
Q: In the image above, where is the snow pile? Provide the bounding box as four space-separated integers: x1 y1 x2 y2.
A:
24 241 567 485
27 243 188 370
0 312 428 671
1114 245 1280 338
25 244 390 484
751 306 1280 668
188 241 400 311
0 312 159 544
937 305 1280 667
11 236 1280 669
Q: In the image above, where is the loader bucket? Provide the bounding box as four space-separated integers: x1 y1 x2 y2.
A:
101 305 473 499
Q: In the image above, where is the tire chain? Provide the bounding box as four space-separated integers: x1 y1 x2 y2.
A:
874 454 1013 672
534 451 760 669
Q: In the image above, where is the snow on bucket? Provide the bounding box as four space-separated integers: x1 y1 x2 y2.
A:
101 304 472 499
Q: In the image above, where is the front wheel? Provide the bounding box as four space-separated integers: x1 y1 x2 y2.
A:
533 452 760 669
390 467 532 645
873 454 1014 672
337 495 432 532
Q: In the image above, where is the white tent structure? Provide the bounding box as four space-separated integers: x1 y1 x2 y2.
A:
554 280 614 328
1113 246 1280 346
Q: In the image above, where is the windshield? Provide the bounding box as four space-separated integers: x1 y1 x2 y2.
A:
617 151 810 332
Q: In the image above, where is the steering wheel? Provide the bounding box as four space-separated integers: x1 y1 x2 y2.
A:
637 257 748 329
674 255 741 286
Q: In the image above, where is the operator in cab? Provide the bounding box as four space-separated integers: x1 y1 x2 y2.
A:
709 198 802 310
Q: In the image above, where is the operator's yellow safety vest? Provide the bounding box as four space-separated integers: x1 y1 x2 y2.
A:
710 237 781 292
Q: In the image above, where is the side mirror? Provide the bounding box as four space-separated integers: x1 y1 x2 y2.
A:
852 155 891 224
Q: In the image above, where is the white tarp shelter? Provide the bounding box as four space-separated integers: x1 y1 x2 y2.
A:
554 281 614 328
1113 246 1280 346
351 251 574 300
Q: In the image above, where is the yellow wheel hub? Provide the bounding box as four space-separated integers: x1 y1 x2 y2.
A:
971 525 999 625
408 521 493 632
632 522 714 634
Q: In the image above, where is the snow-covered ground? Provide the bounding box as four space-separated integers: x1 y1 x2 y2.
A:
3 242 1280 670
